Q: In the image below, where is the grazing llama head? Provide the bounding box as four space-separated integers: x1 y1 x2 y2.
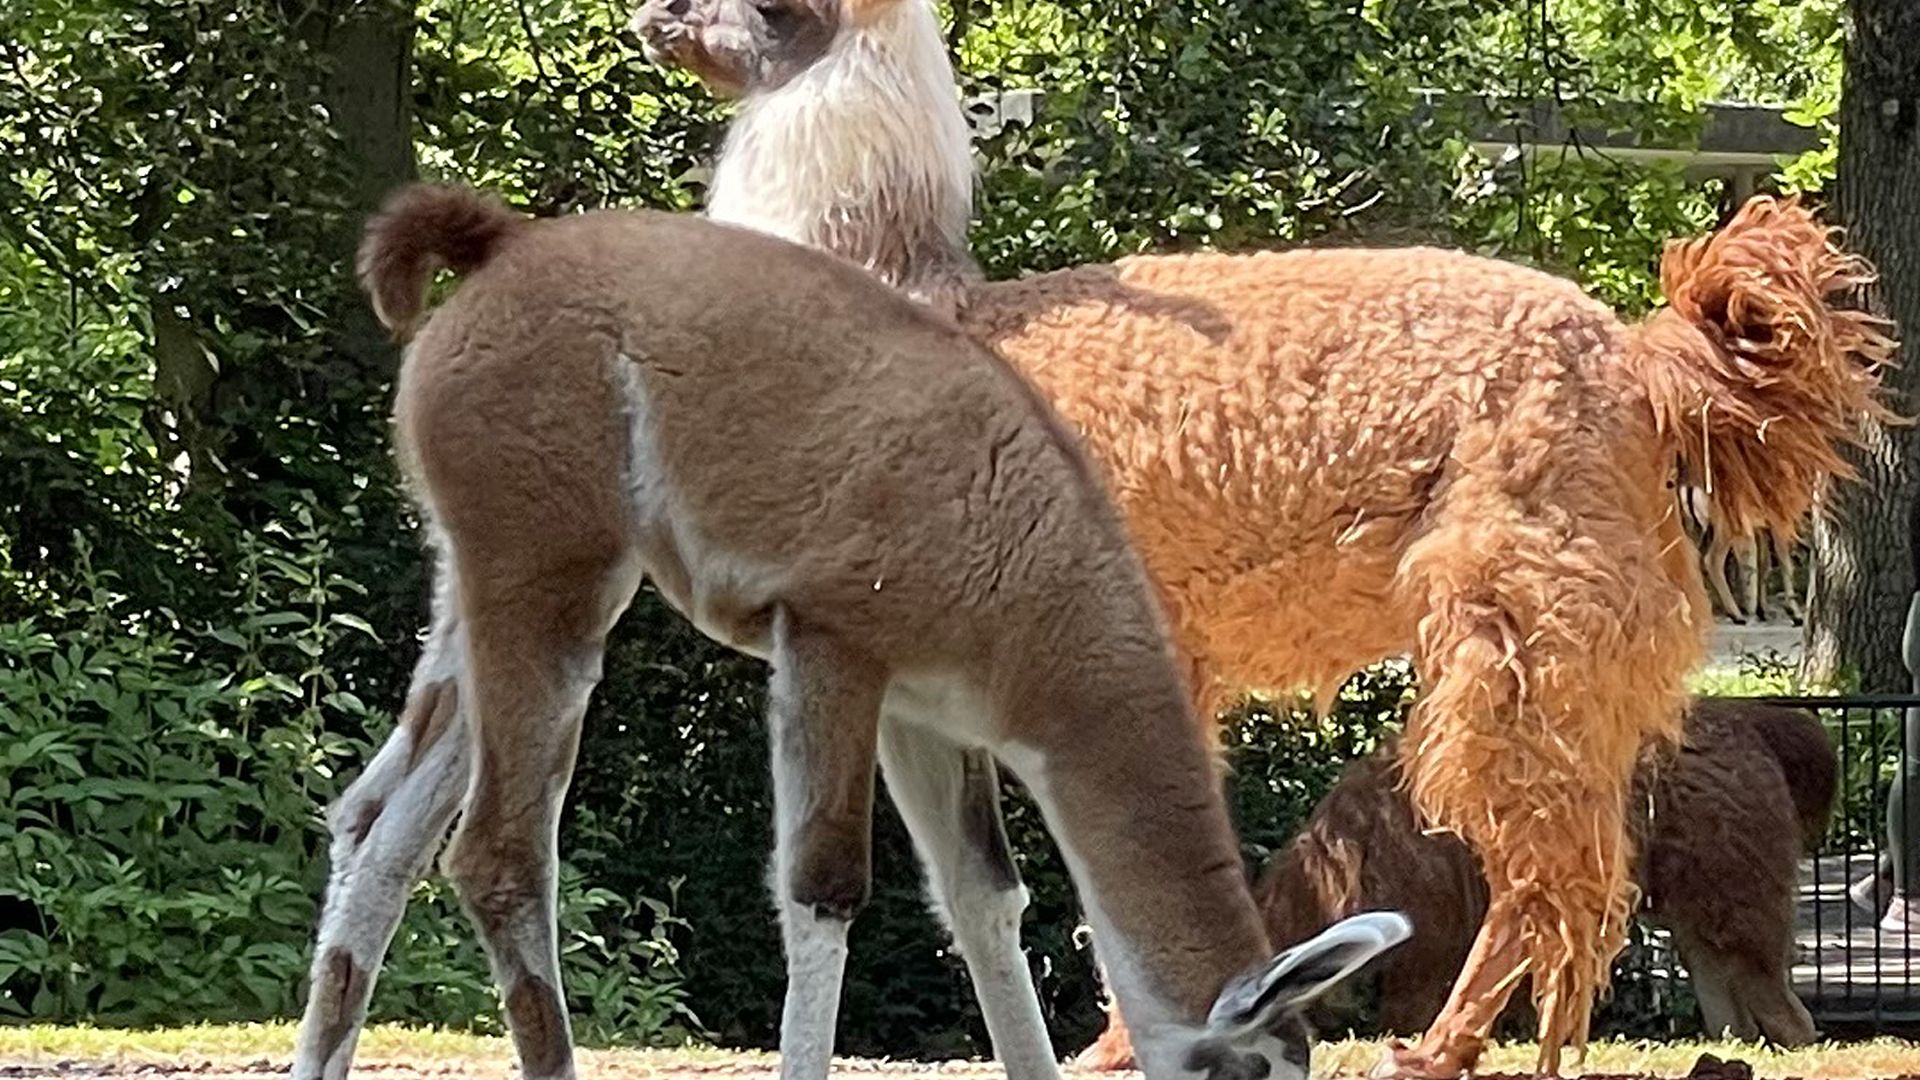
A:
631 0 977 305
1157 911 1414 1080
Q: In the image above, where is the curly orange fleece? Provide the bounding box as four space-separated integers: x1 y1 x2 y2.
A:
957 197 1889 1074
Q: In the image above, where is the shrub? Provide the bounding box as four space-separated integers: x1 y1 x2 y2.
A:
0 532 692 1043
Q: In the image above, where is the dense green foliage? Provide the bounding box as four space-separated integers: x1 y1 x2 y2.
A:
0 0 1848 1056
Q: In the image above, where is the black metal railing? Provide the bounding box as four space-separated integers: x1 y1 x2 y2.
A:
1757 694 1920 1027
1605 694 1920 1035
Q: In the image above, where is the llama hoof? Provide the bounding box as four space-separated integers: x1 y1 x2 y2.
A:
1074 1026 1137 1072
1367 1040 1469 1080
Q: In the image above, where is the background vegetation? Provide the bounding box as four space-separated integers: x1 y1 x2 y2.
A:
0 0 1876 1058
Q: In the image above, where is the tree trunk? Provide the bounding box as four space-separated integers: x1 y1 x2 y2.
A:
147 2 416 498
306 0 418 376
1804 0 1920 692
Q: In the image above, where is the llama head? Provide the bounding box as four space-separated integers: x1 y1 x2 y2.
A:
1146 911 1413 1080
631 0 976 297
631 0 882 97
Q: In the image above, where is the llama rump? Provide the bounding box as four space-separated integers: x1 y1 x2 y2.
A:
1243 699 1833 1051
631 0 1893 1073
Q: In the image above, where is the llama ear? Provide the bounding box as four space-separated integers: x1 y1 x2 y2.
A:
1206 911 1413 1031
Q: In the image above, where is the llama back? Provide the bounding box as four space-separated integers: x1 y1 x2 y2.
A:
960 246 1656 677
364 187 1159 678
962 245 1642 533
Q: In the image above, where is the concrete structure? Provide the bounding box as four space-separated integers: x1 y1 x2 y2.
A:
964 92 1818 194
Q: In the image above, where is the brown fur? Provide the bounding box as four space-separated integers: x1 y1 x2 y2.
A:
291 184 1396 1080
1083 699 1835 1069
1268 701 1829 1043
382 184 1269 1012
1728 698 1838 851
358 185 523 338
633 6 1892 1070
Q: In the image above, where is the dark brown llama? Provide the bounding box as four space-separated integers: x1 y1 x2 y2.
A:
1094 698 1833 1067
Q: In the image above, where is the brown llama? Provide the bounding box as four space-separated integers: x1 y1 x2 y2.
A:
287 185 1411 1080
1236 698 1832 1052
632 0 1892 1073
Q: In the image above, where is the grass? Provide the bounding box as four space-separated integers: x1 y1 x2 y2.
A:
1318 1037 1920 1078
7 1025 1920 1078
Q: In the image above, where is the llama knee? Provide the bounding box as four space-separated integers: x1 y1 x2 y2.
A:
443 815 548 934
939 881 1030 959
781 818 873 922
324 679 462 859
302 947 369 1053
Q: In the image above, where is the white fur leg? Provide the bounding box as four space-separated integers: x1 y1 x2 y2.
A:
293 598 470 1080
778 900 852 1080
766 612 886 1080
879 720 1059 1080
949 883 1056 1080
770 748 857 1080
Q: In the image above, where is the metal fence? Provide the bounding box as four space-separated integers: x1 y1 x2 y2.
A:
1604 694 1920 1037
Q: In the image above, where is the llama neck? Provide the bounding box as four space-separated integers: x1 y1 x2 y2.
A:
706 1 977 293
994 607 1273 1033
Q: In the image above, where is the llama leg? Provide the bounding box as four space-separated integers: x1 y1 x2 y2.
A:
293 568 472 1080
1371 914 1528 1077
1679 927 1816 1046
1734 534 1761 622
1693 969 1752 1042
1377 498 1693 1079
768 611 886 1080
1772 531 1806 624
1075 1014 1137 1072
878 721 1060 1080
1740 968 1817 1047
1704 531 1744 622
1670 928 1755 1041
440 560 636 1080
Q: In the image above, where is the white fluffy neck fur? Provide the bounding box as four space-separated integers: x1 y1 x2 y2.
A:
706 0 975 291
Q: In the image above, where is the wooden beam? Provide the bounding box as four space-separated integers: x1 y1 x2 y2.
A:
962 90 1821 179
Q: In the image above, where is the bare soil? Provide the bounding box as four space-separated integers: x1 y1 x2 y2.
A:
3 1048 1915 1080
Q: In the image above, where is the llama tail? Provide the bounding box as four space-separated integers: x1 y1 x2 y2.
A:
357 183 526 340
1629 194 1897 539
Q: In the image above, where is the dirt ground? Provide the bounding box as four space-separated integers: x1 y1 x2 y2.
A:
0 1057 1107 1080
0 1058 1890 1080
9 1041 1920 1080
0 1062 1044 1080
